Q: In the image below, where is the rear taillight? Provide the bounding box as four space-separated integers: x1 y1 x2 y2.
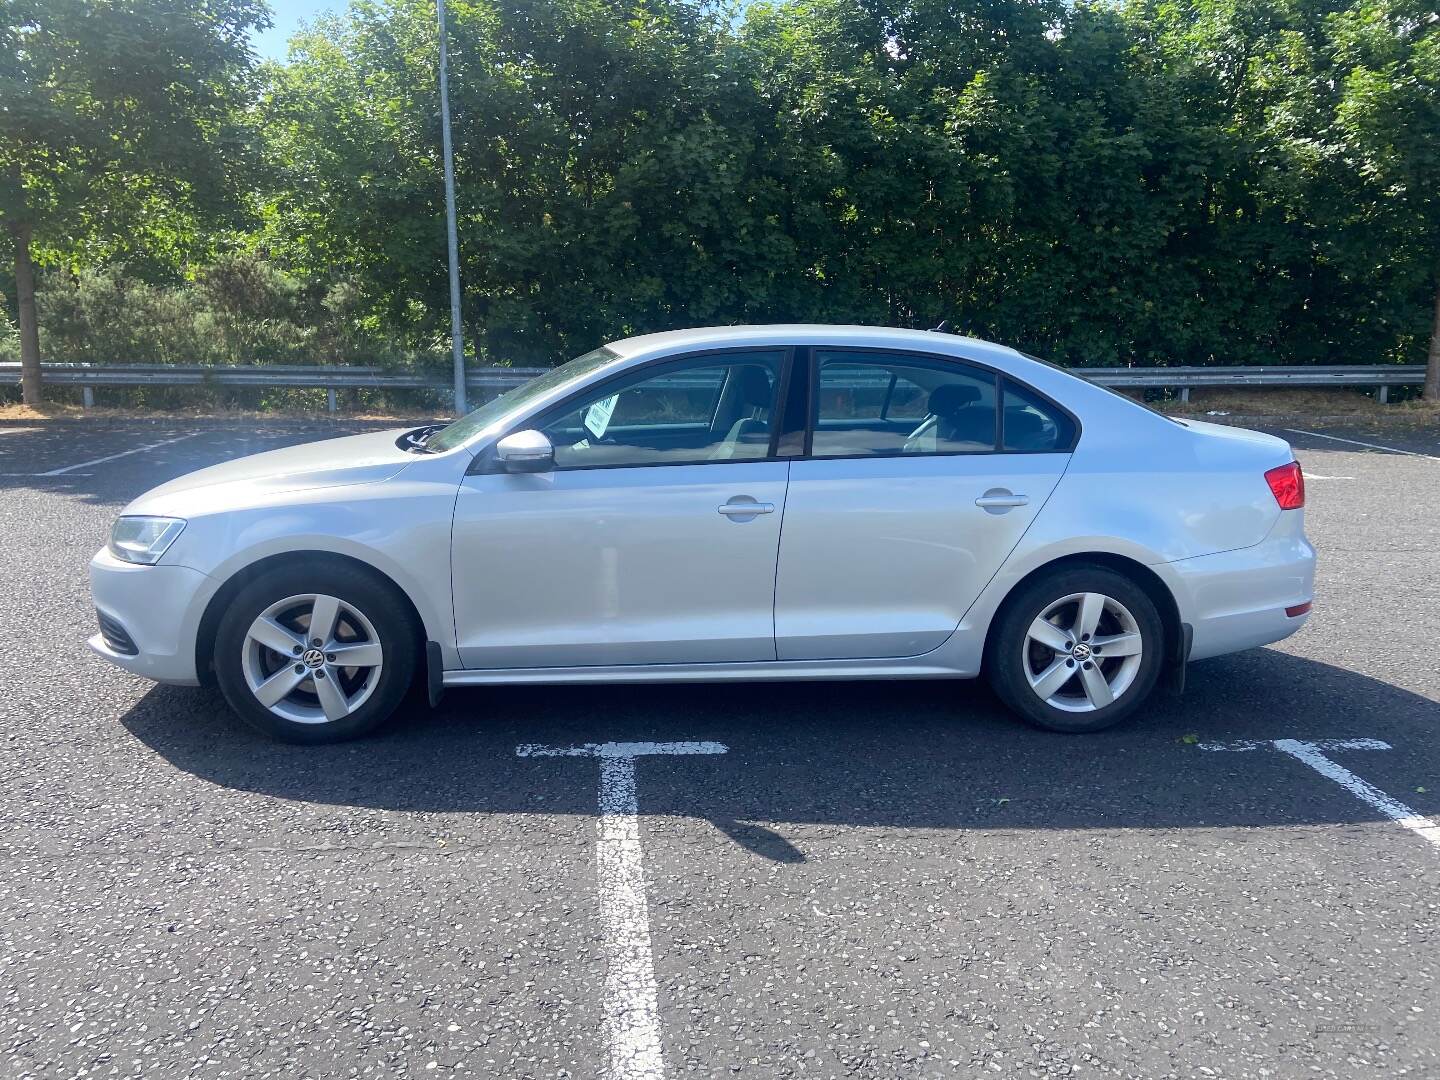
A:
1265 461 1305 510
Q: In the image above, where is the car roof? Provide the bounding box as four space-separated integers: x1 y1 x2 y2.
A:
605 324 1027 368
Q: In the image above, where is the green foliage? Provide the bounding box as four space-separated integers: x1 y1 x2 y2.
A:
0 0 270 268
0 309 16 363
34 255 423 367
248 0 1437 368
7 0 1438 375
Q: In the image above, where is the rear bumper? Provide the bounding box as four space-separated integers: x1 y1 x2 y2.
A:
1163 517 1315 662
87 548 216 685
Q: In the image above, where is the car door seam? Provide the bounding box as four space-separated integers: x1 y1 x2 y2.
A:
447 475 465 668
949 451 1079 637
769 459 792 662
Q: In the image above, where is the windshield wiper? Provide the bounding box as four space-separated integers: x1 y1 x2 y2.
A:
397 424 448 453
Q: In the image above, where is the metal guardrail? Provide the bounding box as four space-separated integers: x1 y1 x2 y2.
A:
1081 364 1427 403
0 361 1427 409
0 362 547 411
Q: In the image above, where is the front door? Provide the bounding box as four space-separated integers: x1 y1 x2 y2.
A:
452 350 791 669
774 349 1074 661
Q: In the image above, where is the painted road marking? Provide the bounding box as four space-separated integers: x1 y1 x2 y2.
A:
39 433 198 475
1201 738 1440 851
1285 428 1440 462
517 741 728 1080
10 433 200 477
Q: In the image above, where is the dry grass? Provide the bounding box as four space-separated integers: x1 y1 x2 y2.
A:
1151 387 1440 425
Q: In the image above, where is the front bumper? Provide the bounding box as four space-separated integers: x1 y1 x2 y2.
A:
87 548 217 685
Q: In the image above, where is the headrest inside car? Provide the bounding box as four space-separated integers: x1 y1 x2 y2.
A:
1003 407 1047 447
928 383 982 416
736 365 773 407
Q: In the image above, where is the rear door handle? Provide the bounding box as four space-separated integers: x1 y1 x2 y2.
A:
717 497 775 517
974 491 1029 509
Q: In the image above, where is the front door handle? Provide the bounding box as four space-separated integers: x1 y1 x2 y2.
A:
717 497 775 519
975 489 1029 510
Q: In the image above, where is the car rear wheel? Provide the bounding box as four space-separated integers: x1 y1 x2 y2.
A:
987 566 1164 733
214 563 418 743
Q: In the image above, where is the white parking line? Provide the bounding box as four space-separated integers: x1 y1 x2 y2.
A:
517 740 728 1080
1 433 200 477
34 433 199 476
1284 428 1440 462
0 472 97 478
1201 738 1440 851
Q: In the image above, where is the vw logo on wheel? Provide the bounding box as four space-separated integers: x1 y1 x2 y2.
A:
1070 642 1093 662
301 647 326 670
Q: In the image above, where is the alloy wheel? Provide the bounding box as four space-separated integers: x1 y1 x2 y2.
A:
240 593 384 725
1022 591 1144 713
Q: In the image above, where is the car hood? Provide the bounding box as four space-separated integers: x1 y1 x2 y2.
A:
125 428 420 516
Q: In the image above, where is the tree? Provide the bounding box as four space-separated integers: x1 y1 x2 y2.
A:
1324 0 1440 396
263 0 794 364
0 0 268 403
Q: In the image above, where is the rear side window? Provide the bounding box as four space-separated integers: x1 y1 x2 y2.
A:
1002 380 1076 452
812 351 997 457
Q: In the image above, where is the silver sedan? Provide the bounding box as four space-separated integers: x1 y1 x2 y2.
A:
89 325 1315 742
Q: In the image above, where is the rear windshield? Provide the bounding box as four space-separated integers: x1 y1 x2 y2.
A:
1021 352 1186 425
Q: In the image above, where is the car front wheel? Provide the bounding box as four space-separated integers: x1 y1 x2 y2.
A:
987 566 1164 733
214 563 418 743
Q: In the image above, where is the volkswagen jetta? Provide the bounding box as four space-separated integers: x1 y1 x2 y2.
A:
89 326 1314 742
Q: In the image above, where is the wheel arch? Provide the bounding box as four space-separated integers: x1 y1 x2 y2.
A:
981 551 1184 674
194 550 428 686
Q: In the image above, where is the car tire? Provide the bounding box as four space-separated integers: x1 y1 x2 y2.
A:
987 565 1164 734
214 562 419 744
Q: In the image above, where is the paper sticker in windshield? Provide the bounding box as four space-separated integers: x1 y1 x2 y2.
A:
584 394 619 438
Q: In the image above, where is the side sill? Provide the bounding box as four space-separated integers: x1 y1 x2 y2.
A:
442 661 972 687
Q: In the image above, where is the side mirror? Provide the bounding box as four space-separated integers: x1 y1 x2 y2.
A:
495 429 554 473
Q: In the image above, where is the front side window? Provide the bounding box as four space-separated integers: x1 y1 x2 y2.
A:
811 351 997 457
539 350 785 469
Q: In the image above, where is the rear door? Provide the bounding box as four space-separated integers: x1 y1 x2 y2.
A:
773 349 1075 661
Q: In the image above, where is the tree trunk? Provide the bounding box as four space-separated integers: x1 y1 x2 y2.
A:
10 223 42 406
1427 271 1440 402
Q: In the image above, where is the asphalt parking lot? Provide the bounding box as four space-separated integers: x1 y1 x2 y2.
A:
1 415 1438 1080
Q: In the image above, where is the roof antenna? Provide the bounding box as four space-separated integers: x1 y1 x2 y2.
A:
929 320 950 333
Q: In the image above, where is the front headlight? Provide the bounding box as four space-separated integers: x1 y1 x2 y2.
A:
108 516 186 565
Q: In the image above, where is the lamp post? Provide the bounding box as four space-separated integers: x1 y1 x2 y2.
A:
437 0 466 414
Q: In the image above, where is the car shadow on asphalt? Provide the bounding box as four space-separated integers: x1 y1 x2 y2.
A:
117 645 1440 861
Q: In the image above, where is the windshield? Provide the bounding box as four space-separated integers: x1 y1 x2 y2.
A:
425 347 622 453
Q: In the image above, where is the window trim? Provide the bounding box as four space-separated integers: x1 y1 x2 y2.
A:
470 346 797 475
766 346 799 459
803 345 1081 461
